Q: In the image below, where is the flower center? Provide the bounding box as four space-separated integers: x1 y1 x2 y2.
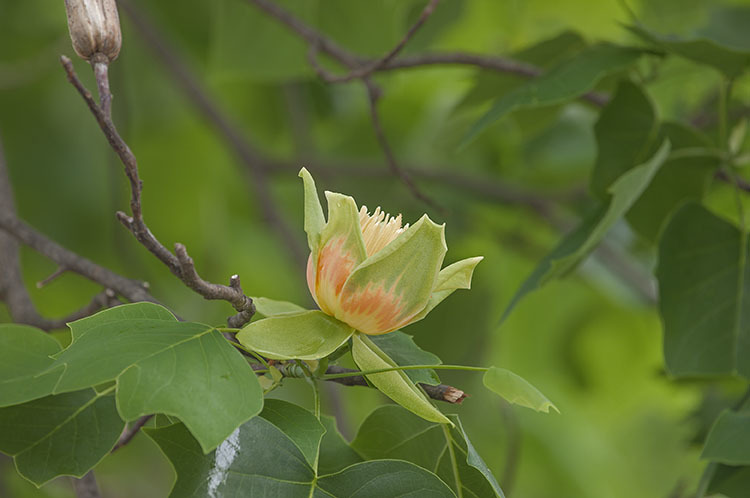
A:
358 206 409 257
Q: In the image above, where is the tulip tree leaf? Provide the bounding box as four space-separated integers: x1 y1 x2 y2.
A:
251 296 306 317
318 415 363 475
48 303 263 453
0 324 62 407
462 43 643 146
351 332 451 425
237 310 354 360
501 140 670 322
258 399 326 468
0 389 124 486
627 24 750 78
590 80 658 198
626 122 718 242
146 400 454 497
702 410 750 464
657 203 750 377
352 405 505 498
708 464 750 497
483 367 558 413
371 331 442 385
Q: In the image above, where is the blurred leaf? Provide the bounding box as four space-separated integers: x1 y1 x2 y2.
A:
315 0 406 56
371 330 442 385
237 310 353 360
502 141 670 322
252 296 306 317
627 122 718 242
702 410 750 464
318 415 362 475
483 367 558 413
146 401 454 497
0 389 124 486
0 324 62 407
590 80 657 198
708 464 750 497
351 332 451 425
657 203 750 377
462 43 643 146
628 24 750 78
458 30 587 110
697 6 750 51
352 405 504 497
50 303 263 452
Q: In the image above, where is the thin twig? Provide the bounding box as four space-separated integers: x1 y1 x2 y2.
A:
91 53 112 119
365 82 444 212
36 266 67 288
60 56 258 327
321 0 441 83
111 415 154 453
117 0 306 267
323 365 467 404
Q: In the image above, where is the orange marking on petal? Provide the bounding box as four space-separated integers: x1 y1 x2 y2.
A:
339 280 413 335
313 237 357 315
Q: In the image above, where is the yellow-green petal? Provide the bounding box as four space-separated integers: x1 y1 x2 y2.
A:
351 333 451 425
337 215 447 335
407 256 483 326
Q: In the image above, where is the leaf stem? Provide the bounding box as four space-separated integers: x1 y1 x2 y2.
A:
217 327 240 333
319 364 488 380
442 424 464 498
224 338 271 370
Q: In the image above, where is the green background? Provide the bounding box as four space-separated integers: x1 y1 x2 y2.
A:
2 0 749 496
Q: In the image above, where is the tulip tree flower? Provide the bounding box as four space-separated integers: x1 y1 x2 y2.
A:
238 168 482 424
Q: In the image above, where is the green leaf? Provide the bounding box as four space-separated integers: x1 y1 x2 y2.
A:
708 464 750 497
318 415 362 475
501 140 671 322
146 400 453 497
0 389 124 486
462 43 643 146
316 460 456 497
483 367 558 413
458 30 587 110
702 410 750 464
49 302 263 452
352 405 504 498
251 296 306 317
0 324 62 407
237 310 354 360
628 24 750 78
371 331 443 385
657 203 750 377
590 80 658 198
626 122 718 242
351 332 451 425
259 399 326 468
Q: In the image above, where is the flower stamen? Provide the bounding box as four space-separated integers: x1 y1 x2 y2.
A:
358 206 409 257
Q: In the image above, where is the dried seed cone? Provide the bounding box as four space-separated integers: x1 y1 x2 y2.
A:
64 0 122 62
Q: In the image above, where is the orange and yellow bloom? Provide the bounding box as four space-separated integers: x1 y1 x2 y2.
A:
300 168 482 335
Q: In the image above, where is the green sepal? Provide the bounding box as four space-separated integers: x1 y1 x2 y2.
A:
237 310 354 360
351 332 451 425
408 256 483 325
299 167 325 253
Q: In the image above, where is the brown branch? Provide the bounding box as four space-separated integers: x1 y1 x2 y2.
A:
322 0 441 83
71 471 101 498
111 414 153 453
117 0 306 267
322 366 467 404
60 56 258 328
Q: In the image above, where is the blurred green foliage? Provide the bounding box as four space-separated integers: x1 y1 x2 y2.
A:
2 0 750 496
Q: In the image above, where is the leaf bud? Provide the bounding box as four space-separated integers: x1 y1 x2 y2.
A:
64 0 122 62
